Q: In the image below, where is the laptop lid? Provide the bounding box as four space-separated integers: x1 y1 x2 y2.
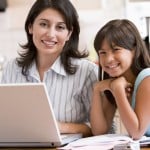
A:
0 83 82 147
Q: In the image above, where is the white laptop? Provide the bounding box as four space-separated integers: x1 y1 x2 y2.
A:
0 83 82 147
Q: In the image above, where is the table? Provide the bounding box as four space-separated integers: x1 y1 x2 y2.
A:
0 147 149 150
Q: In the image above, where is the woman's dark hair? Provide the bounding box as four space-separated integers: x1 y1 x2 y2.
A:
17 0 88 77
94 19 150 105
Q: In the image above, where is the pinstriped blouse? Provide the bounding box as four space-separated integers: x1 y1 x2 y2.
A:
1 57 98 123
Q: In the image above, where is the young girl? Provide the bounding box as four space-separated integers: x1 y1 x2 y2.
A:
90 19 150 139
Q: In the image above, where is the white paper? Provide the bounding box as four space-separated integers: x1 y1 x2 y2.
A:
58 134 133 150
58 134 150 150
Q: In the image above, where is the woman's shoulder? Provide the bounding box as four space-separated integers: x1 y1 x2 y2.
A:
3 58 21 73
74 58 98 73
73 58 98 68
72 58 98 81
4 58 18 68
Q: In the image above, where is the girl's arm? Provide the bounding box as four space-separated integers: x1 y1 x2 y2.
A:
110 76 150 139
90 80 116 135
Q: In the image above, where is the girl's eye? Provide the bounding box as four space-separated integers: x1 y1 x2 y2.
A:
98 51 106 55
113 46 122 51
114 48 120 51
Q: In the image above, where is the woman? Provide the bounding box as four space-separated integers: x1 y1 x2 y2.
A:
1 0 98 137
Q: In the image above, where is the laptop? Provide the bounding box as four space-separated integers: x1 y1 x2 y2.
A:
0 83 82 147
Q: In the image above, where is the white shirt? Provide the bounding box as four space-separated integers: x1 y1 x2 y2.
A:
1 57 98 123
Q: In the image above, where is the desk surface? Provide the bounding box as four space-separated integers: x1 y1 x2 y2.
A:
0 147 149 150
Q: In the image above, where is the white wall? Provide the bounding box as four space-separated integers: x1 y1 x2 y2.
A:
77 0 126 61
125 0 150 38
0 0 134 65
0 0 126 60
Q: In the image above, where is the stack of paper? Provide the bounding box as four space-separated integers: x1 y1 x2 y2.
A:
58 134 150 150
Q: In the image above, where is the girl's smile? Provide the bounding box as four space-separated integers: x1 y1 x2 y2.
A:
99 39 135 78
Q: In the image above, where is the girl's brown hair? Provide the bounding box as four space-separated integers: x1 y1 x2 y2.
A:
94 19 150 105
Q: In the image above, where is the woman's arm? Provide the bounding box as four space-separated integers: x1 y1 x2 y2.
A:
90 80 116 135
58 122 92 137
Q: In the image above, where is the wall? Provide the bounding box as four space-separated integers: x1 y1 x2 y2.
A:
0 0 35 65
125 0 150 38
73 0 126 61
0 0 126 63
1 0 150 62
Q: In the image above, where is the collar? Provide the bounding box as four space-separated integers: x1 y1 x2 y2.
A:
51 56 67 76
28 56 67 78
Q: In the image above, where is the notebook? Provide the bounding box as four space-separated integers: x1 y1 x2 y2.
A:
0 83 82 147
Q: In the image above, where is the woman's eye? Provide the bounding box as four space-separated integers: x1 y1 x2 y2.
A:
56 24 67 31
40 22 48 27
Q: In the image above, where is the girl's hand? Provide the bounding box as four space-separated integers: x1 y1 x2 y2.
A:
93 78 113 93
110 76 132 99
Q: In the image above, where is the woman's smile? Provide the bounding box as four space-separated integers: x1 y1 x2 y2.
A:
42 39 57 48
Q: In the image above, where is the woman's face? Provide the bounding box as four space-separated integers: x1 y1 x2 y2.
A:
28 8 72 58
98 39 135 78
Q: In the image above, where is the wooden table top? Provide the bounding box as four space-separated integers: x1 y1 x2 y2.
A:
0 147 149 150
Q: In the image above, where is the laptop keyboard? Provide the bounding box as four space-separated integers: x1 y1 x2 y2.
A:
61 134 70 139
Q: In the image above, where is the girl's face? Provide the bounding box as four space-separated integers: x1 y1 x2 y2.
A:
28 8 72 58
99 39 135 78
